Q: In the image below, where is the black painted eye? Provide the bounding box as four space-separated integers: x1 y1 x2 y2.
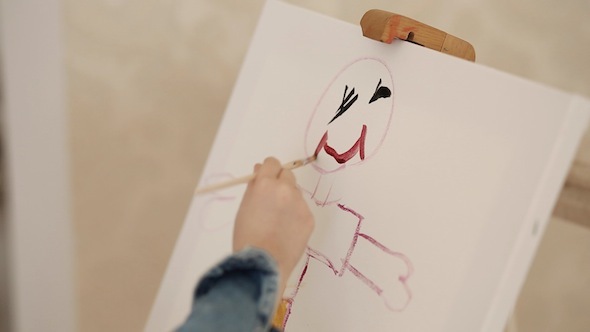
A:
328 85 358 124
369 79 391 104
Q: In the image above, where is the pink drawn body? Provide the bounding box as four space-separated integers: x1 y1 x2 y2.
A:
281 131 414 329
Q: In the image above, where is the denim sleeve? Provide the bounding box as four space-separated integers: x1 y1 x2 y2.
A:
177 247 282 332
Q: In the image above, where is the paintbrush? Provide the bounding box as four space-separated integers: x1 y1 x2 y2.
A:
194 155 317 195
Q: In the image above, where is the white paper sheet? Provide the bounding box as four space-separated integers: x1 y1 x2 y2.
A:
146 1 590 331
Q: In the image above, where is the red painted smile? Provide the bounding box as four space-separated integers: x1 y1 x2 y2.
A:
314 125 367 164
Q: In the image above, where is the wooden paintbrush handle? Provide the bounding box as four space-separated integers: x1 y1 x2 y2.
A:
194 156 316 196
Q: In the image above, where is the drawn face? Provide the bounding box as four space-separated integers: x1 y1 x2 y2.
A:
305 58 394 174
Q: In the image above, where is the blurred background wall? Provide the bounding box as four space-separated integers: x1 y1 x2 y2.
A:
48 0 590 331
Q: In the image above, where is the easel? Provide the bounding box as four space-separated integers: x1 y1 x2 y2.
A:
360 9 476 62
272 9 476 329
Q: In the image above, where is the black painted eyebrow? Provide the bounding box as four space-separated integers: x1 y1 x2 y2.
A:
369 79 391 104
328 85 358 124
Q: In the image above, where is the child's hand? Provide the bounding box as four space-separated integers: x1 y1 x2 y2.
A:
233 157 314 297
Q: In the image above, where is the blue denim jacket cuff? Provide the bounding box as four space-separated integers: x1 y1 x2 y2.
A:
196 247 280 329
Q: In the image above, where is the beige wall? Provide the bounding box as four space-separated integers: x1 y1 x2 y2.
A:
65 0 590 331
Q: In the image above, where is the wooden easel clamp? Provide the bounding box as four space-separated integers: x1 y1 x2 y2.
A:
361 10 476 62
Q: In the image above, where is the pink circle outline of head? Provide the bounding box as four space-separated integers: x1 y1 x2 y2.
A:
304 57 395 174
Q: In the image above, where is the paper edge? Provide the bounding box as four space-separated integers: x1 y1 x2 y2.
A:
481 95 590 332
